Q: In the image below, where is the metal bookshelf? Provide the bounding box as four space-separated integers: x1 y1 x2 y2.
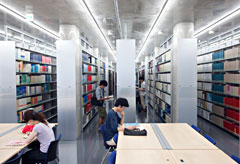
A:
197 40 240 137
16 47 57 122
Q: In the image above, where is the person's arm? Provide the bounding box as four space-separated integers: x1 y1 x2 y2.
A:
120 111 125 126
96 88 109 101
25 131 37 144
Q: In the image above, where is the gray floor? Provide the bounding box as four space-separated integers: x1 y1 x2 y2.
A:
198 116 239 157
58 104 239 164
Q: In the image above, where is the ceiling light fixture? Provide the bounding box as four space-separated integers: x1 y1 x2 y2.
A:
0 30 5 35
136 0 169 62
79 0 116 61
208 30 215 34
194 6 240 37
158 31 163 35
0 3 60 39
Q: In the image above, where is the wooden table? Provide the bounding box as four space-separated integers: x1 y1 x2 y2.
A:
0 123 56 163
116 150 175 164
170 150 237 164
0 149 21 164
116 123 236 164
157 123 218 150
117 124 163 150
0 124 20 134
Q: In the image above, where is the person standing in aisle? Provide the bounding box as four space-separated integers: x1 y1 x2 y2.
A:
96 80 110 131
139 77 146 112
22 110 55 163
104 98 136 146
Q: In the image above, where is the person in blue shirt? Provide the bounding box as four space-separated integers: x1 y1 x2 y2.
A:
104 98 136 146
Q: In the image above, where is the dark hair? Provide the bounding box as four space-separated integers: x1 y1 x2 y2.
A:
114 98 129 107
99 80 108 86
23 110 47 125
139 77 144 81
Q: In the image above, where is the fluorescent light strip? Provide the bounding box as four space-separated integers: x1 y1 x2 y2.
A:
0 3 60 39
136 0 169 62
194 7 240 37
80 0 116 61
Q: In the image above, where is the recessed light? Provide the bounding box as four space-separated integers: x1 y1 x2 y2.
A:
208 30 215 34
158 31 163 35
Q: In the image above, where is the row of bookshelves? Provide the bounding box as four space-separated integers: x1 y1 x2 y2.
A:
17 81 56 86
197 96 239 111
16 61 53 73
197 44 240 137
198 106 239 124
198 73 240 84
155 97 171 123
16 48 55 64
17 98 57 112
17 89 57 99
198 88 240 98
15 46 57 123
16 46 56 58
16 59 56 66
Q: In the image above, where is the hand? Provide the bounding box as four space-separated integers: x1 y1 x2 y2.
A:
105 96 110 100
120 111 125 117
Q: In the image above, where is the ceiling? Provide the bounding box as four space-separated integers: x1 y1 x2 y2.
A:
0 0 240 62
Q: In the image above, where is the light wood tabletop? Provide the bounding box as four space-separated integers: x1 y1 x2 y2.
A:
0 149 21 164
0 123 56 163
157 123 218 150
116 150 176 164
0 123 56 149
169 150 237 164
0 124 20 134
117 124 163 150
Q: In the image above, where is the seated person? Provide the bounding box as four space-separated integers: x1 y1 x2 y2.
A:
104 98 136 146
22 110 55 164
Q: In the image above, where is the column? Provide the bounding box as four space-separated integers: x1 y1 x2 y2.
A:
144 56 150 109
57 25 82 140
171 23 197 125
117 39 136 123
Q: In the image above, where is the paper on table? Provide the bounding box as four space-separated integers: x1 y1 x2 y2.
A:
6 141 25 146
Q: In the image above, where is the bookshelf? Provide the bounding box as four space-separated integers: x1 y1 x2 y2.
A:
148 60 154 108
154 50 172 123
108 64 113 95
16 47 57 122
197 44 240 137
100 60 106 81
82 50 98 128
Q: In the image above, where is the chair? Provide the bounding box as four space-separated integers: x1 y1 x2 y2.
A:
52 125 57 138
99 124 117 164
204 134 216 145
191 125 201 133
3 150 24 164
108 150 116 164
30 134 62 164
231 155 240 163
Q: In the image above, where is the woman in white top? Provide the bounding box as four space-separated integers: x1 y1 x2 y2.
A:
22 110 55 164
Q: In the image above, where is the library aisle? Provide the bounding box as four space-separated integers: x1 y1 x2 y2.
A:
0 0 240 164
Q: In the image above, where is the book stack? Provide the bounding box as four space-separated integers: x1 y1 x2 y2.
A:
31 96 42 104
17 97 31 110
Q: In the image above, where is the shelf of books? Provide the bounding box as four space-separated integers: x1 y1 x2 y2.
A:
16 47 57 122
100 60 106 81
108 65 113 95
148 60 154 108
154 50 172 123
82 51 98 128
197 44 240 137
